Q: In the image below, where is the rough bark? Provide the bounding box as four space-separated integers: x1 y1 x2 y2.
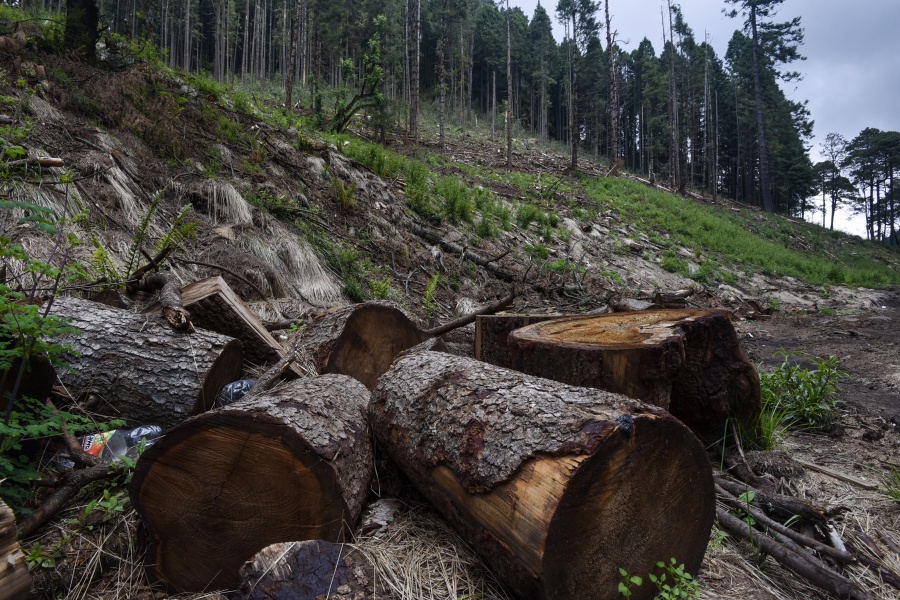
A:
0 499 31 600
171 276 283 365
130 375 374 593
474 313 564 366
63 0 99 58
49 296 243 429
141 271 193 331
238 540 390 600
295 301 423 390
370 351 715 600
507 309 761 442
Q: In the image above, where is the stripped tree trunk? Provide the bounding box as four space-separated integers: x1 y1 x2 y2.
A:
130 375 373 593
370 351 715 600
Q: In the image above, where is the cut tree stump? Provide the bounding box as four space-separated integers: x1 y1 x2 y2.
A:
161 276 284 365
237 540 390 600
474 313 564 367
507 309 760 442
370 350 715 600
296 301 423 389
129 374 374 593
50 296 243 429
0 499 31 600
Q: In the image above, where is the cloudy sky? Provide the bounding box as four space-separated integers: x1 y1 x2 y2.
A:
509 0 900 235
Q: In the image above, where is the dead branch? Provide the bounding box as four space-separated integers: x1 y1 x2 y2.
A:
422 286 516 337
17 462 115 539
715 507 873 600
409 222 518 283
715 473 843 524
3 157 64 168
715 484 853 563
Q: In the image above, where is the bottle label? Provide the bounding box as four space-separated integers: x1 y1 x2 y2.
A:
82 431 116 457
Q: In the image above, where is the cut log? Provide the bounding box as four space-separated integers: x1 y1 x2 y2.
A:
474 313 564 366
237 540 390 600
507 309 760 442
0 499 31 600
295 301 423 389
161 276 284 366
49 296 243 429
129 374 374 593
370 351 715 600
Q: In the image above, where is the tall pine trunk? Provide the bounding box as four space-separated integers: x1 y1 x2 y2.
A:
605 0 619 160
506 0 512 168
750 6 774 213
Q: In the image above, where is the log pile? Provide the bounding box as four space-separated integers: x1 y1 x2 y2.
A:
10 283 884 600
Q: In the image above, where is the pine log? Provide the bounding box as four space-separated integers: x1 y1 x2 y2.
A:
49 296 243 429
129 374 374 593
295 301 423 389
507 309 760 442
237 540 390 600
474 313 564 366
164 276 283 366
370 351 715 600
0 500 30 600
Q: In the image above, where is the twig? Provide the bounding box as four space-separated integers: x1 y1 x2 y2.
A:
794 458 880 490
422 286 516 337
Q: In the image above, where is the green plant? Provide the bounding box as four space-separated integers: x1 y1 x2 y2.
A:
369 276 392 299
618 559 699 599
661 251 690 277
24 534 71 569
424 274 439 318
880 466 900 503
759 350 846 429
78 489 129 529
332 176 357 209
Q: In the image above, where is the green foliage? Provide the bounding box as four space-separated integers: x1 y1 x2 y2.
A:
759 351 846 429
332 176 357 210
424 274 439 318
618 559 699 599
78 489 129 528
881 466 900 504
516 204 542 228
661 251 690 277
475 217 498 239
368 276 392 299
25 534 71 569
525 243 550 260
544 258 583 274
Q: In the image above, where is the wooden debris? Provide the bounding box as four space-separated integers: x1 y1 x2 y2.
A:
0 499 31 600
371 350 715 600
794 458 881 490
130 375 374 593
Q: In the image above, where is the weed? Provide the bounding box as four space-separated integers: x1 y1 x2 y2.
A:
545 258 583 274
332 177 357 210
369 276 392 299
525 243 551 261
424 274 439 318
619 559 699 599
602 271 624 285
661 251 690 277
759 350 846 429
881 466 900 504
516 204 542 229
475 217 498 239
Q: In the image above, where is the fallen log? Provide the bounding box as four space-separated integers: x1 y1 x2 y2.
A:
237 540 390 600
49 296 243 429
129 374 373 593
140 271 193 331
506 309 760 442
295 301 424 389
370 351 715 600
0 499 31 600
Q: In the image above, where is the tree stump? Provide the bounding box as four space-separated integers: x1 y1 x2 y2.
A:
0 499 31 600
129 374 374 593
237 540 390 600
370 350 715 600
507 309 760 441
296 301 423 389
474 313 563 367
49 296 243 429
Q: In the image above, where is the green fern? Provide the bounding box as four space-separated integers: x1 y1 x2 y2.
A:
155 204 199 252
124 191 161 277
90 240 122 281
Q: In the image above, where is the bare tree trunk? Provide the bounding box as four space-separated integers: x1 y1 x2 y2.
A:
506 0 512 168
182 0 191 71
569 11 578 172
605 0 619 160
438 29 447 143
750 5 774 213
242 0 250 83
285 0 302 109
409 0 420 142
491 70 496 142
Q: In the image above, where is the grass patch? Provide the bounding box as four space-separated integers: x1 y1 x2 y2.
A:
585 177 900 288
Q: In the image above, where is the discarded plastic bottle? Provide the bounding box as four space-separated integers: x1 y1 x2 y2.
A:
81 425 163 462
216 379 255 407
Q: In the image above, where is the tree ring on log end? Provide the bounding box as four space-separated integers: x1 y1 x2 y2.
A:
544 413 715 600
131 413 345 592
517 309 699 347
318 304 422 389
